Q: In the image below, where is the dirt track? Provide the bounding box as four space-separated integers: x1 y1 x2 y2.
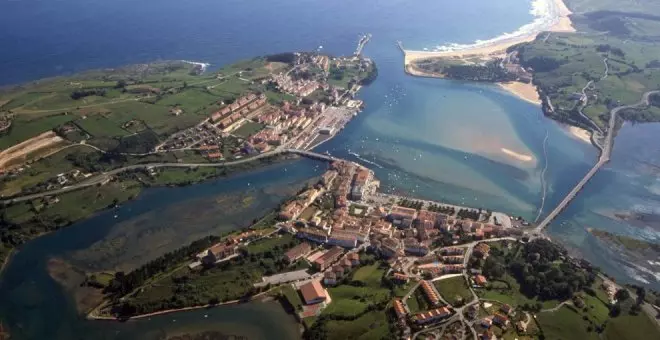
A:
0 131 66 170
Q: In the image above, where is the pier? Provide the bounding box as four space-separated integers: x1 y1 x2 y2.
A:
354 33 372 56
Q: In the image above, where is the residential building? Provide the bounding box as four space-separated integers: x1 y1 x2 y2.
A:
392 299 407 322
480 330 496 340
500 304 513 316
392 272 409 284
493 313 509 327
323 271 337 286
413 306 451 325
297 228 329 244
389 206 417 228
474 275 488 286
284 242 312 263
420 280 442 306
404 237 429 256
299 280 327 305
328 230 358 248
313 246 344 270
202 243 235 264
347 252 360 266
379 237 403 258
442 255 464 264
474 243 491 258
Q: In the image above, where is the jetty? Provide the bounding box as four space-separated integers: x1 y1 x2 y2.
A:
354 33 372 56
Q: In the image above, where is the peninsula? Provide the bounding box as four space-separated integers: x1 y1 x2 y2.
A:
74 161 658 340
0 43 376 270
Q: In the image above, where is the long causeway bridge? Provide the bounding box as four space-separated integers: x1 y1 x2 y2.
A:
534 90 660 233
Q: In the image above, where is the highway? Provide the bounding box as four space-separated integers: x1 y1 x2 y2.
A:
0 148 340 205
535 90 660 232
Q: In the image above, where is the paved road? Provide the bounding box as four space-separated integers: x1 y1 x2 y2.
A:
0 148 340 205
535 90 660 232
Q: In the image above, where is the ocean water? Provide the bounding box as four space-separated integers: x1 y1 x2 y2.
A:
1 0 659 338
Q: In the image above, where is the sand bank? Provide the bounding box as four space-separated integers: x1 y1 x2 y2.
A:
497 82 541 105
501 148 534 162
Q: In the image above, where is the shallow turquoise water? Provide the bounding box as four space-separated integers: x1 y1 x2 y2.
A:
1 0 659 338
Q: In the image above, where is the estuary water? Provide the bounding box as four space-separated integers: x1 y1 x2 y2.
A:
0 0 659 338
0 159 322 339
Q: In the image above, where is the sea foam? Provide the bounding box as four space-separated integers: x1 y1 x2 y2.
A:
430 0 562 52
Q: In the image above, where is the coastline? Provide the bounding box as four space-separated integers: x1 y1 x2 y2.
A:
403 0 575 65
497 82 542 105
403 0 574 107
0 249 14 276
567 125 592 143
404 62 542 105
88 299 241 321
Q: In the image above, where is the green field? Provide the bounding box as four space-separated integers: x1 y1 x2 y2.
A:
307 259 393 339
122 233 300 314
476 274 560 310
0 59 291 151
0 145 98 197
322 310 392 340
434 276 473 306
280 284 304 312
537 306 600 340
351 263 385 287
604 313 660 340
516 5 660 129
232 121 265 138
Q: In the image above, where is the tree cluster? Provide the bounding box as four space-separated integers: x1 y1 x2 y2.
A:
70 88 107 100
397 199 423 210
506 239 595 301
104 235 221 297
439 60 516 82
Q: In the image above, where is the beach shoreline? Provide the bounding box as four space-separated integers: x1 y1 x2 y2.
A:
497 82 542 105
567 125 592 143
403 0 574 65
403 0 574 105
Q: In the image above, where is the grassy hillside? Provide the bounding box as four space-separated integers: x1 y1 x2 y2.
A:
515 0 660 130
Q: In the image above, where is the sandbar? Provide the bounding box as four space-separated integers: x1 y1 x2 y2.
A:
501 148 534 162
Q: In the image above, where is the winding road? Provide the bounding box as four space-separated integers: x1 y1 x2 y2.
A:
0 148 339 205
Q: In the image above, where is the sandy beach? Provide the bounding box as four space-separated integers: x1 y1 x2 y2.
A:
403 0 574 105
568 125 592 143
403 0 575 66
497 82 541 105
